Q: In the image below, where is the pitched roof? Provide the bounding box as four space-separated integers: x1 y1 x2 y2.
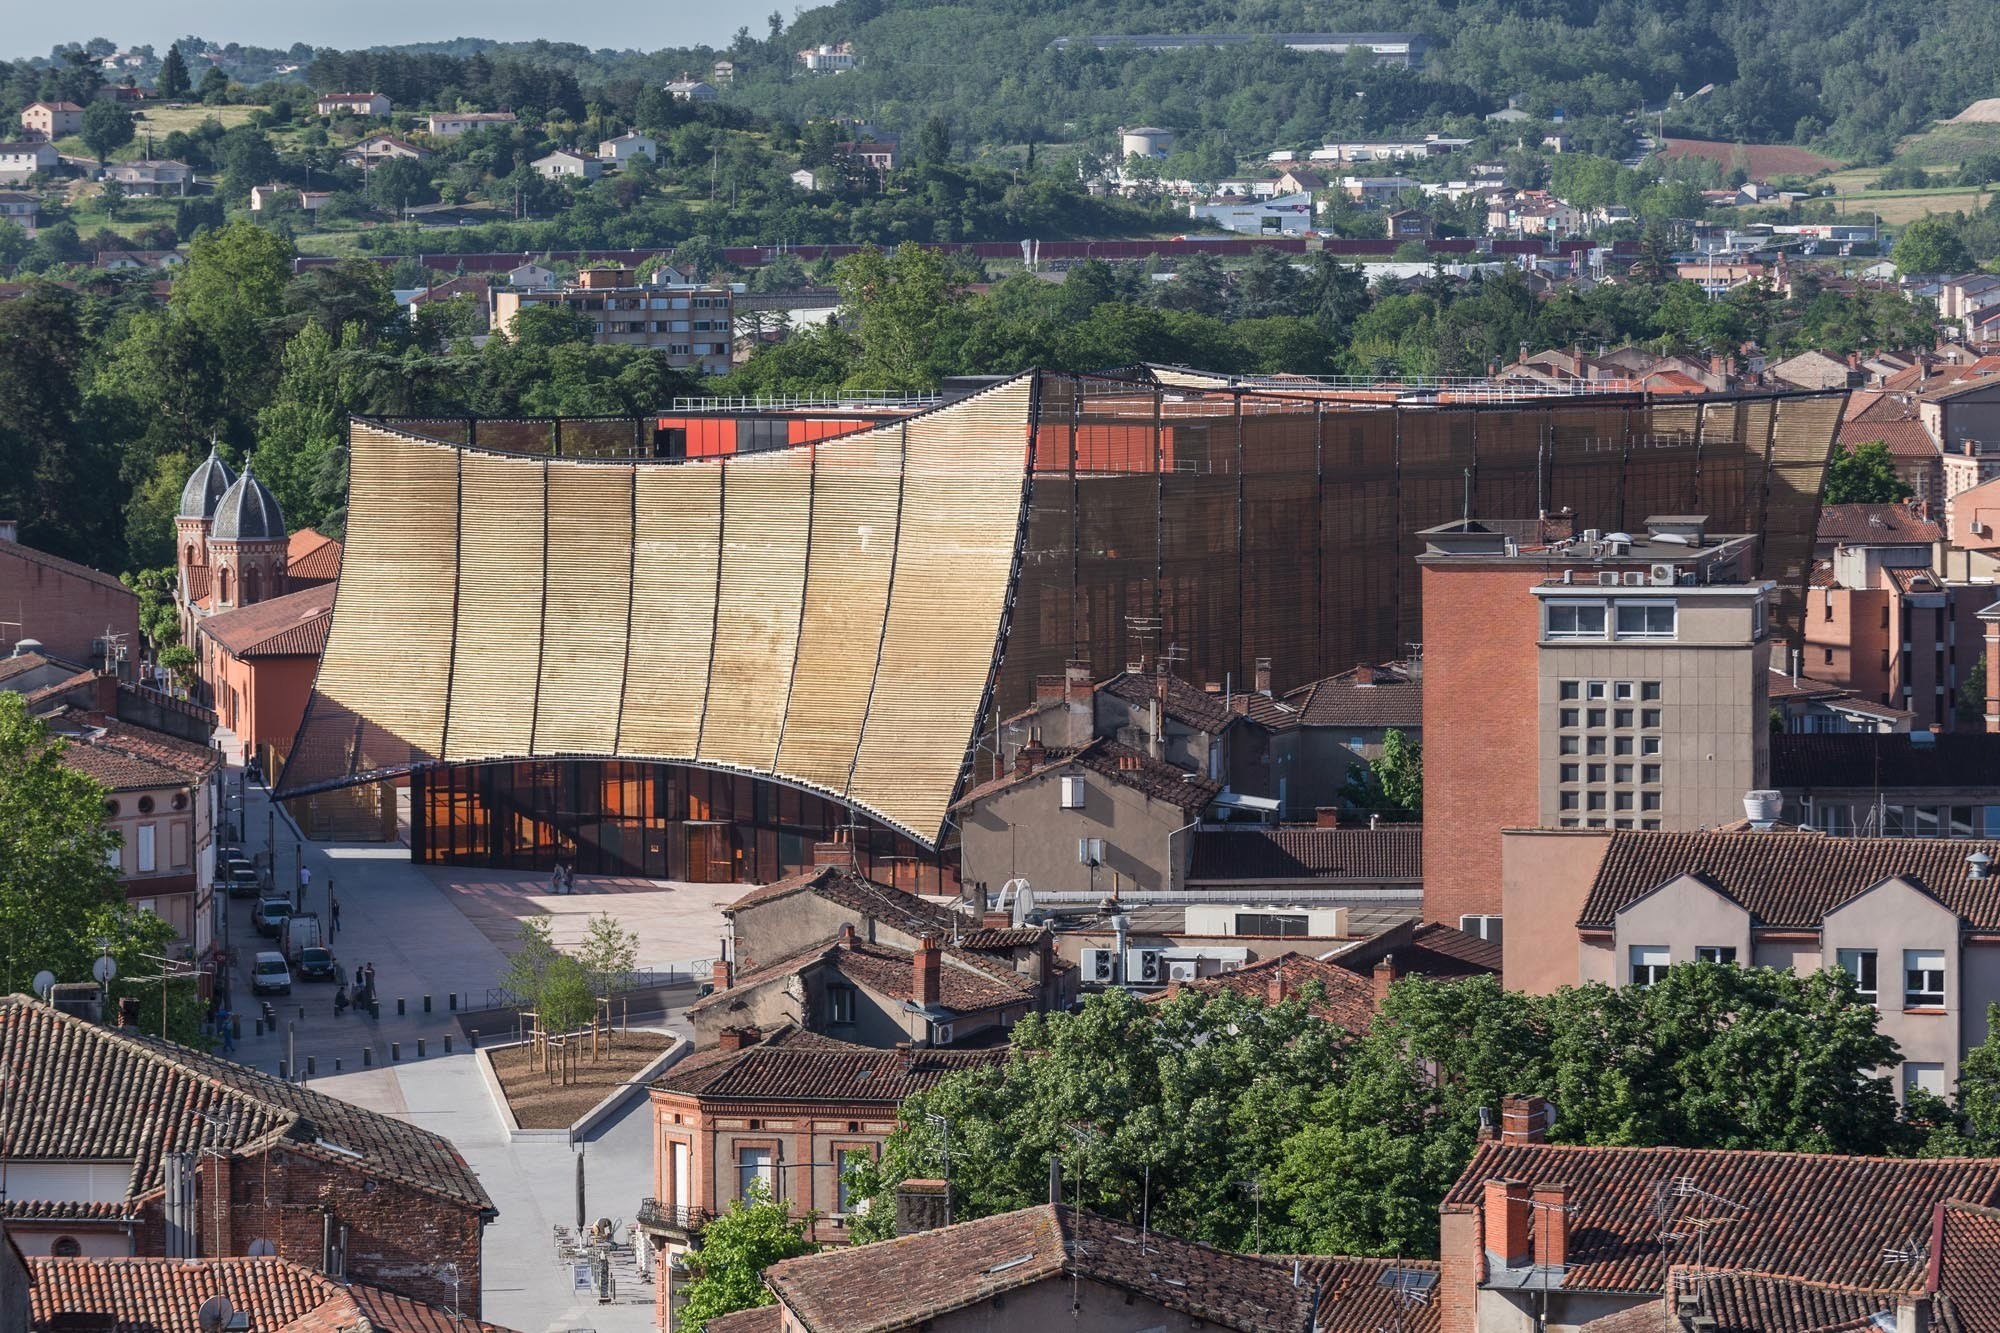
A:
284 527 343 582
1937 1200 2000 1333
44 713 221 790
763 1205 1316 1333
702 1309 782 1333
1578 828 2000 930
1176 952 1382 1030
1329 919 1502 978
653 1024 1004 1101
1279 663 1422 727
1188 826 1422 883
954 738 1221 815
723 865 964 940
0 650 82 685
690 934 1034 1021
1772 731 2000 790
1443 1142 2000 1296
197 584 336 659
0 537 133 597
348 1280 521 1333
1098 670 1246 733
1580 1269 1904 1333
1265 1257 1439 1333
1815 503 1940 544
0 995 493 1216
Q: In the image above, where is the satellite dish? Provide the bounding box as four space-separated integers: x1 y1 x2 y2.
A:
247 1238 276 1257
198 1295 235 1333
92 956 117 985
31 970 55 999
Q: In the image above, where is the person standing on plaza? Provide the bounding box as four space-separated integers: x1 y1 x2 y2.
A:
298 863 312 910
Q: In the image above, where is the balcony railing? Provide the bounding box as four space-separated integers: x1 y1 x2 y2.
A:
638 1198 711 1234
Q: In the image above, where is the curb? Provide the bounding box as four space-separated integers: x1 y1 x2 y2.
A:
476 1029 690 1142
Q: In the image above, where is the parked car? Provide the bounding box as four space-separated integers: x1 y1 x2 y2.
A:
295 945 337 982
251 951 292 995
224 862 262 898
254 897 292 937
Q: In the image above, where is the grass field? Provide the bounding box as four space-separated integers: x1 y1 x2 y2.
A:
51 104 259 162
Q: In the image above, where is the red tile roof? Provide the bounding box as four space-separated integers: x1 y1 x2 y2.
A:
1176 952 1381 1030
1936 1200 2000 1333
1578 828 2000 930
723 865 964 942
653 1024 1004 1101
703 1309 782 1333
762 1205 1316 1333
0 651 83 685
1265 1257 1439 1333
1581 1269 1903 1333
954 738 1222 816
690 934 1034 1022
1280 663 1422 728
1097 670 1245 734
1330 919 1502 978
1188 826 1422 883
284 528 343 583
43 712 221 790
1816 503 1940 544
1443 1142 2000 1297
348 1279 521 1333
197 585 336 659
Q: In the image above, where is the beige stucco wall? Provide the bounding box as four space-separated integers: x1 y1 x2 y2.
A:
1499 829 1614 993
1610 875 1752 981
729 893 936 972
1823 878 1961 1095
958 762 1194 898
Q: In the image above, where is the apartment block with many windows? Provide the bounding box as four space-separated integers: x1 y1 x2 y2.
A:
491 266 733 373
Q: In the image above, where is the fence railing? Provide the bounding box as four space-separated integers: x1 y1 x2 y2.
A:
479 961 712 1014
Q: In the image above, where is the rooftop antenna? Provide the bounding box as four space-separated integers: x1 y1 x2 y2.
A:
1140 1162 1151 1254
925 1113 953 1225
1238 1173 1265 1251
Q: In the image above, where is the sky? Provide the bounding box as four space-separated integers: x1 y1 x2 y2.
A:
6 0 765 63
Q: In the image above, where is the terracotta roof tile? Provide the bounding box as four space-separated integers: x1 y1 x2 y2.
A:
28 1256 346 1333
1443 1142 2000 1296
1330 920 1502 978
0 994 493 1215
955 738 1221 816
1578 828 2000 930
1177 952 1381 1030
43 714 221 790
763 1205 1316 1333
1279 664 1422 728
1098 671 1244 734
690 935 1034 1021
0 651 82 685
1189 826 1422 883
702 1308 782 1333
723 866 964 943
1264 1256 1440 1333
348 1279 521 1333
1816 503 1940 544
653 1024 1004 1100
283 528 343 583
197 585 335 659
1581 1269 1903 1333
1936 1200 2000 1333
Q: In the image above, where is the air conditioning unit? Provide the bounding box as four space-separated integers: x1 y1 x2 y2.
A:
1125 948 1164 985
1168 959 1200 982
1597 571 1619 586
1081 948 1116 983
930 1022 954 1045
1649 563 1677 585
1975 522 1991 537
1621 570 1646 586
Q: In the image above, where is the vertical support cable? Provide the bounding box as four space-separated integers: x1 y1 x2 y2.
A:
613 463 638 754
526 460 550 757
438 450 465 761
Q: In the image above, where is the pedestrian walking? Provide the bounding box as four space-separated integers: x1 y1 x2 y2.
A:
218 1009 236 1055
331 897 341 931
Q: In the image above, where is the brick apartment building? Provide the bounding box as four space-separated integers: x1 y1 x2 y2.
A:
0 525 140 674
491 267 733 373
640 1026 1004 1330
1419 514 1772 934
0 994 496 1314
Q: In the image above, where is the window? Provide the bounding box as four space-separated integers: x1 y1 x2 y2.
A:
1236 912 1308 936
1586 791 1606 811
1640 736 1662 756
1641 764 1661 784
737 1146 774 1201
1587 709 1606 728
1559 764 1579 783
1824 648 1835 665
136 824 156 874
1615 602 1677 639
1614 792 1633 811
1695 945 1737 965
1641 682 1661 701
1459 915 1503 946
1558 791 1578 811
1614 764 1633 783
1587 764 1605 782
1559 708 1579 727
1613 681 1635 701
1641 709 1662 728
1630 945 1670 986
1614 737 1633 756
1641 792 1661 812
1614 709 1633 728
1586 681 1608 701
1546 601 1607 639
1905 950 1946 1008
826 984 857 1026
1838 948 1878 1000
837 1147 871 1214
1559 735 1579 755
1587 736 1606 756
1059 775 1085 809
1905 1063 1947 1099
1559 680 1580 700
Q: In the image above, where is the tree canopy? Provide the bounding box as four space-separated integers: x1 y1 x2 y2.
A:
1824 439 1915 505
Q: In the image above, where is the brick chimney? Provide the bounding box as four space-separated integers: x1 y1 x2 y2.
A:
838 922 856 945
1315 806 1343 828
1015 739 1047 777
1532 1183 1570 1270
715 958 733 990
1035 674 1065 706
1355 663 1376 685
1254 656 1272 696
117 995 141 1030
914 936 941 1008
812 830 852 867
1265 960 1288 1005
1501 1094 1551 1144
93 672 119 717
895 1040 914 1073
717 1025 761 1052
1372 954 1399 1007
894 1179 951 1235
1483 1179 1532 1269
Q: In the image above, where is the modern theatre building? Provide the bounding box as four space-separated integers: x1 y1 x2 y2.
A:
273 368 1847 887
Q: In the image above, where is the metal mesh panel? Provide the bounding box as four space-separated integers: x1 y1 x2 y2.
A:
444 451 544 760
777 425 904 793
996 377 1081 718
619 463 723 759
1320 410 1401 671
850 378 1032 840
534 462 634 756
1240 405 1319 685
1765 393 1847 640
1547 401 1635 531
698 447 813 772
1156 396 1242 690
1396 412 1476 647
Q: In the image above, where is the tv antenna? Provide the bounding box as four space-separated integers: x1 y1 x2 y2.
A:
1238 1173 1265 1251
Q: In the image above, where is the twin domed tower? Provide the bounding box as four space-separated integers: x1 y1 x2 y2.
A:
175 447 289 641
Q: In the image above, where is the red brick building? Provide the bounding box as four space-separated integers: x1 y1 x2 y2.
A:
197 584 334 771
0 533 140 673
0 995 495 1315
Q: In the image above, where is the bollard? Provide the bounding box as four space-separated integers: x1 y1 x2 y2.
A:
449 992 458 1011
307 1055 317 1078
417 1038 426 1058
469 1029 479 1048
424 994 432 1013
397 997 406 1017
444 1034 453 1054
370 998 380 1019
392 1041 401 1061
255 1019 265 1038
278 1059 288 1080
334 1058 342 1072
363 1047 372 1067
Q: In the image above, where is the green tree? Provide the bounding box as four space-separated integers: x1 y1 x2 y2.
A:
170 219 294 420
1824 440 1915 504
124 568 181 649
577 913 639 994
919 115 951 165
1959 651 1987 728
157 43 192 99
677 1185 815 1332
835 245 972 392
1893 215 1974 276
198 65 230 104
156 645 197 692
1955 1004 2000 1148
0 695 123 993
255 320 355 532
539 955 596 1033
501 914 561 1010
99 178 127 220
80 101 135 165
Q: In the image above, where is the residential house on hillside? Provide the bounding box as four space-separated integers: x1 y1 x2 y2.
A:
664 77 719 101
340 133 429 166
0 190 38 231
19 101 83 139
531 149 600 180
0 141 59 183
0 994 495 1313
1385 206 1434 240
426 112 517 136
315 92 391 117
100 159 193 196
1769 348 1859 390
599 130 658 163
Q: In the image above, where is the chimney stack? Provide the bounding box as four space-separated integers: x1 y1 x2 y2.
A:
914 937 941 1009
716 957 733 990
93 671 119 716
1483 1179 1533 1270
894 1179 951 1236
895 1040 914 1073
1532 1183 1570 1270
1372 954 1399 1007
811 829 852 868
117 996 141 1030
839 921 857 944
1500 1094 1551 1144
1015 739 1047 777
717 1025 761 1052
1254 656 1272 697
1265 961 1288 1006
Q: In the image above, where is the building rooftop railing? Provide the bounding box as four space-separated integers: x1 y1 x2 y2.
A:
669 392 944 411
